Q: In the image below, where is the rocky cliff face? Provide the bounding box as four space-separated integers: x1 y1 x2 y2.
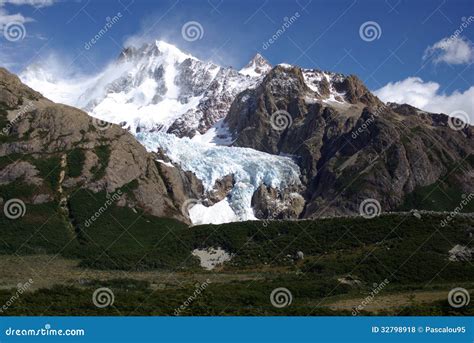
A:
13 41 474 222
0 67 202 223
39 41 265 138
225 65 473 217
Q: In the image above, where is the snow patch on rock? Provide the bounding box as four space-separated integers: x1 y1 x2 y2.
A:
137 131 301 224
192 247 233 270
189 198 237 225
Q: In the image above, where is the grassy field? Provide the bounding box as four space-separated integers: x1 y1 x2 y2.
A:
1 263 472 315
0 188 473 315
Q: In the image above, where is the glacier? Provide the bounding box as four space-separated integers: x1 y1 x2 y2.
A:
19 40 305 225
137 131 302 224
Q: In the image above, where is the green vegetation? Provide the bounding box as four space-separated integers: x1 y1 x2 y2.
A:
0 102 16 143
90 145 110 180
399 178 474 212
67 148 85 177
0 186 472 316
0 181 36 199
1 279 472 316
0 279 354 316
67 189 193 270
2 188 473 278
118 178 139 201
0 202 72 255
32 155 62 191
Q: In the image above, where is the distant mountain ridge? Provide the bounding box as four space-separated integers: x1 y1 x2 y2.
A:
225 65 473 217
16 40 474 222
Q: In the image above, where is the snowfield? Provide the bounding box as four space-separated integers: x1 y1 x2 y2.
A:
20 40 302 225
137 132 302 224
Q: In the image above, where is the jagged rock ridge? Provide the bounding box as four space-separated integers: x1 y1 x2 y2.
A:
225 65 473 217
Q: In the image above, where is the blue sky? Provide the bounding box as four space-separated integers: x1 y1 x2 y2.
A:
0 0 473 117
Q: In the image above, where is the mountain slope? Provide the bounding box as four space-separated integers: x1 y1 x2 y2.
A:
22 41 264 139
18 41 473 221
0 67 202 223
225 65 474 217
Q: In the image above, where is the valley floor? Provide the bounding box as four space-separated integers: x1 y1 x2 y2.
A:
0 192 472 316
0 254 473 316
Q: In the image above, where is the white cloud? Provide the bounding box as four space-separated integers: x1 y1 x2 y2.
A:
374 77 474 124
0 0 56 29
20 52 103 105
0 7 32 27
0 0 56 8
423 36 474 65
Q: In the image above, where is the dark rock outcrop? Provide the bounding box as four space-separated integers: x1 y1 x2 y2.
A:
225 65 474 218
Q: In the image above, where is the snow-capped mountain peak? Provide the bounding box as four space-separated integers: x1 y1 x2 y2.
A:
118 40 197 64
21 40 271 138
239 53 272 77
73 40 267 137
